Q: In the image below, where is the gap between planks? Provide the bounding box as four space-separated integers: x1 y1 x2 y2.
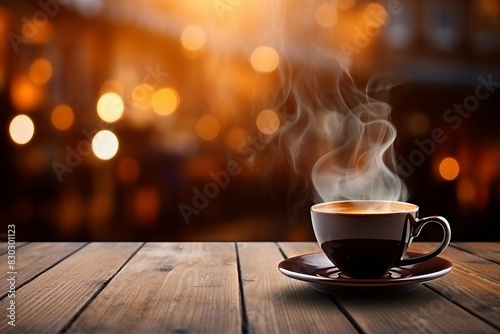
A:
60 242 146 333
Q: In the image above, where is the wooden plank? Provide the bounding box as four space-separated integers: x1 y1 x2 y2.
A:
0 242 28 256
451 242 500 263
0 242 87 298
238 242 358 334
0 242 142 334
280 242 498 334
278 241 321 258
410 242 500 330
67 242 241 334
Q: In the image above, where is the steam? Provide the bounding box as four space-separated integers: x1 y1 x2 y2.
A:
270 2 408 203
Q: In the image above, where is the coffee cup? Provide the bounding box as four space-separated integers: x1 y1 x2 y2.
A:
311 200 451 279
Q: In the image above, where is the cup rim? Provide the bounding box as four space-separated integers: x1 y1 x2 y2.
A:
311 200 419 215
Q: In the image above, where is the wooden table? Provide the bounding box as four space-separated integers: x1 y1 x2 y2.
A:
0 242 499 333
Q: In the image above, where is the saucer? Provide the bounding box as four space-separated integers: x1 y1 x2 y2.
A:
278 251 452 295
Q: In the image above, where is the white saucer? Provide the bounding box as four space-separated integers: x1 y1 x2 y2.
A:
278 251 452 295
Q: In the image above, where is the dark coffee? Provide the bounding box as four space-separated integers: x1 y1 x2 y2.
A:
321 239 404 278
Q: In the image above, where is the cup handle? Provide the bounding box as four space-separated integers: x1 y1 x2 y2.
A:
397 215 451 266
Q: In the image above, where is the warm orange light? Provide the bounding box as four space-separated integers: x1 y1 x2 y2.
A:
29 58 53 85
97 92 124 123
131 84 154 110
196 115 220 141
152 88 179 115
363 3 388 27
9 114 35 145
225 126 249 152
250 46 280 73
116 157 140 184
133 187 159 226
10 76 43 111
92 130 119 160
256 109 280 135
439 157 460 181
22 20 53 44
181 25 206 51
338 0 357 10
100 79 124 96
51 104 74 130
315 3 338 27
456 178 476 205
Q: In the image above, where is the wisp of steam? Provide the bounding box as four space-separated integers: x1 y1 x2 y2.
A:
270 1 409 204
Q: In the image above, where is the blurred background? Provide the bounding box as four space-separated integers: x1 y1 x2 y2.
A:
1 0 499 241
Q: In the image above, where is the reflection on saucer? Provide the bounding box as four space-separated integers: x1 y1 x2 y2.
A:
278 251 452 295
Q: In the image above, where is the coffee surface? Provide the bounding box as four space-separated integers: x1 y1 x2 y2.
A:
313 201 417 214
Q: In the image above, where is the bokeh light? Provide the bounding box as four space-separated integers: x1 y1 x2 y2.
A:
225 126 249 152
256 109 280 135
152 88 179 115
196 115 220 141
133 186 159 227
250 46 280 73
338 0 357 10
10 76 43 111
9 114 35 145
363 3 388 27
100 79 124 96
315 3 338 27
29 58 53 85
116 156 141 184
92 130 119 160
456 178 476 205
181 24 206 51
439 157 460 181
51 104 74 130
97 92 124 123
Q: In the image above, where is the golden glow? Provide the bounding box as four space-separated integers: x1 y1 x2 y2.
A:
97 92 124 123
100 79 124 96
152 88 179 115
92 130 119 160
456 178 476 205
338 0 357 10
22 20 53 44
250 46 280 73
256 109 280 135
225 126 249 152
116 157 140 184
196 115 220 141
29 58 53 85
181 25 206 51
363 3 388 27
439 157 460 181
9 114 35 145
131 84 155 110
133 187 159 226
10 76 43 111
315 3 338 27
51 104 74 130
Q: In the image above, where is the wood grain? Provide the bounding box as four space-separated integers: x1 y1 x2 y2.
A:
411 242 500 330
0 242 142 334
67 242 241 334
280 242 499 334
238 242 358 334
0 242 86 299
0 242 28 255
452 242 500 263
